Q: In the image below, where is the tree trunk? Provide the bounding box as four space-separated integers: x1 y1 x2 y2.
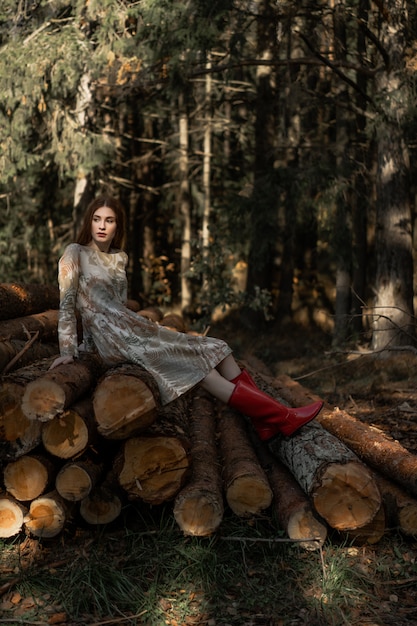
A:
3 454 54 502
173 392 224 536
372 1 414 349
318 407 417 497
254 440 327 550
0 309 59 342
269 422 381 531
273 371 417 498
241 367 381 531
21 353 106 422
0 338 57 374
93 363 160 439
0 283 59 320
179 93 193 312
217 406 272 517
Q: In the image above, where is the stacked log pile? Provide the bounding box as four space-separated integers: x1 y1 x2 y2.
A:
1 284 417 547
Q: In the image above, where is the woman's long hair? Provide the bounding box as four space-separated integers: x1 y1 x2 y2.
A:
76 195 127 249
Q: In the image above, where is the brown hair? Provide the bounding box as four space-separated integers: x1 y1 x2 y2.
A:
76 195 127 249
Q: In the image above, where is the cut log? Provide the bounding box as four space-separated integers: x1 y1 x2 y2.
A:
80 489 123 525
55 456 104 502
0 359 53 460
0 338 58 374
3 455 54 502
236 367 382 532
241 369 381 531
79 471 123 525
217 406 272 517
272 373 417 499
21 353 106 422
374 472 417 537
41 397 96 459
116 435 190 505
24 490 72 538
0 493 28 538
0 309 59 342
252 440 327 550
93 363 160 439
337 503 386 545
0 283 59 320
173 392 224 536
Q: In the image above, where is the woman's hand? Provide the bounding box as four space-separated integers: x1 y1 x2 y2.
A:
49 355 74 370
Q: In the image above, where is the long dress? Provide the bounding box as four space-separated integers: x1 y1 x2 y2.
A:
57 243 232 405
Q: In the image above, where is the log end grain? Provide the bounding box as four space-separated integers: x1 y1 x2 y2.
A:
55 464 94 502
4 456 49 502
226 475 273 517
173 491 224 536
312 461 381 531
80 492 122 525
22 378 66 422
24 492 68 538
94 374 157 439
286 504 328 551
118 436 190 504
42 411 89 459
0 496 28 538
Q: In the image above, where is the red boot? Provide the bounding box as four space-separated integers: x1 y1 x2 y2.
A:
228 379 323 440
230 369 257 387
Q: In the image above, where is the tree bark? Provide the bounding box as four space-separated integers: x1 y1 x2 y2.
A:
254 440 327 550
241 367 381 531
374 472 417 538
173 392 224 536
372 1 414 349
217 406 272 517
0 309 59 342
93 363 160 439
21 353 106 422
0 338 57 374
0 283 59 320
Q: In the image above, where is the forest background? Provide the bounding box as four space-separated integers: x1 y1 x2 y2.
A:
1 0 417 349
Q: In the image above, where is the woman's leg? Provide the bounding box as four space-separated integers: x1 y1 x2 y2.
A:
200 369 235 403
215 354 241 380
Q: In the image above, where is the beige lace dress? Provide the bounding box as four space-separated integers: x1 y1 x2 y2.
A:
57 243 232 405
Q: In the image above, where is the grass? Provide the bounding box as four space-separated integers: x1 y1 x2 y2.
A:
1 504 417 625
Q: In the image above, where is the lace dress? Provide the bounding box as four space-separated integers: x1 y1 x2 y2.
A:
57 243 232 405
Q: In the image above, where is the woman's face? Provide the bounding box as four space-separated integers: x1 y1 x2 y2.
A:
90 206 117 252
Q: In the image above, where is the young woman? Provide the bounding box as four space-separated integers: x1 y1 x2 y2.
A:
50 194 323 441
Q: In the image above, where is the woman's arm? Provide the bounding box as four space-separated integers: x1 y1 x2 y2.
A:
53 244 81 365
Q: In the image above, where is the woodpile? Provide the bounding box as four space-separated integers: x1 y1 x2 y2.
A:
1 283 417 547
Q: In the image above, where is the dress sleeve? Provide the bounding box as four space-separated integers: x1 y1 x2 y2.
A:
57 244 80 358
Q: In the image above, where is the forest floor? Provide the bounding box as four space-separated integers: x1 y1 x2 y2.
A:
2 321 417 625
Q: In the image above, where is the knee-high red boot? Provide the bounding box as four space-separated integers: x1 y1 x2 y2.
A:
228 378 323 440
